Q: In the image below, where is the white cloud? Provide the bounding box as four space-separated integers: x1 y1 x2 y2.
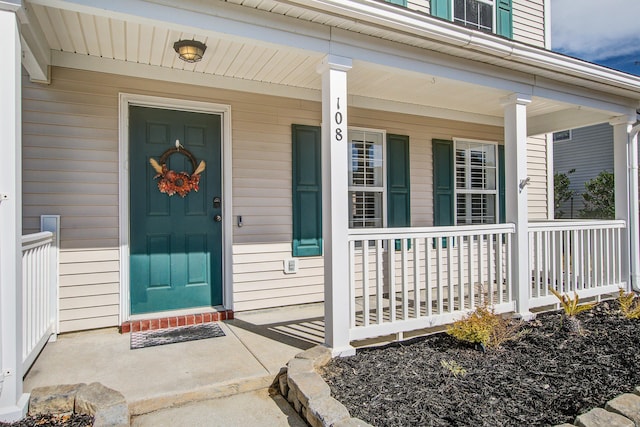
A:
552 0 640 61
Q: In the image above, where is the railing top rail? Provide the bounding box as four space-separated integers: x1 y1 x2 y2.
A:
347 223 515 241
22 231 53 251
528 220 625 231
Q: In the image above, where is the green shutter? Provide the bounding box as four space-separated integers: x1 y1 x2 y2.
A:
292 124 322 257
433 139 454 226
430 0 452 20
387 134 411 250
498 145 505 223
433 139 454 249
386 0 407 6
496 0 513 38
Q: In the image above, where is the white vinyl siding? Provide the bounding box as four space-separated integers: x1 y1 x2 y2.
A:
512 0 545 48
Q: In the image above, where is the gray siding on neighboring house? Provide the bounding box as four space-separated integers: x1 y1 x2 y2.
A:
553 123 614 218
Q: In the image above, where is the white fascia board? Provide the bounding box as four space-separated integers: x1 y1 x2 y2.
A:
0 0 21 12
29 0 330 54
52 51 504 127
350 95 503 127
52 50 322 101
17 3 50 83
528 109 614 136
289 0 640 97
532 81 637 116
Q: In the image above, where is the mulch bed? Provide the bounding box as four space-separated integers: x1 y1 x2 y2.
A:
0 414 93 427
322 301 640 426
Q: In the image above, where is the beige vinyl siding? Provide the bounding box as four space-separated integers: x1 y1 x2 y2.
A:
23 66 541 329
512 0 546 48
527 135 550 220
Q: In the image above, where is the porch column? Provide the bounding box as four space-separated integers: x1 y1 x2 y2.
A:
317 54 355 357
630 122 640 291
611 116 636 290
0 3 29 421
502 93 533 318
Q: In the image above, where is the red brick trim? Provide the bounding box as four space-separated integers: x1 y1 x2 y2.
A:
119 310 234 334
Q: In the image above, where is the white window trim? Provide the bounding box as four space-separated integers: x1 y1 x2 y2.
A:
453 137 499 225
348 126 387 229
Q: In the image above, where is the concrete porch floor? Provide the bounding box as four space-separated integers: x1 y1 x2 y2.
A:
23 303 325 425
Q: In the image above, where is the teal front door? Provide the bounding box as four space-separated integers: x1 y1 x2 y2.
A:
129 106 222 314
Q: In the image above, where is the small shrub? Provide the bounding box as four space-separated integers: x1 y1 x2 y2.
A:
549 287 596 334
446 306 524 351
440 360 466 377
618 289 640 319
549 288 596 317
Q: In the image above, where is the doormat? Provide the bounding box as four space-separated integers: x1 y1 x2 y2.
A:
131 323 225 349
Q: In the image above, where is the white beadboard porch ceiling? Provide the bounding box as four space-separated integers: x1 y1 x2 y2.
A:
27 1 616 129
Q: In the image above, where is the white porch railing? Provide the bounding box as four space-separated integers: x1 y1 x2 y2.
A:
347 224 516 341
528 220 626 308
22 231 55 371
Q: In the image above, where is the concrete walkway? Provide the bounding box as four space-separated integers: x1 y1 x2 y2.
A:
24 303 324 424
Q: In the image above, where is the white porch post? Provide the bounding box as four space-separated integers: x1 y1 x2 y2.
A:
611 116 635 290
0 2 29 421
630 122 640 291
502 93 533 318
317 54 355 357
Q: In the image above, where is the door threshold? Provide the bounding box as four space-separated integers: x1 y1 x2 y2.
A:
121 307 233 333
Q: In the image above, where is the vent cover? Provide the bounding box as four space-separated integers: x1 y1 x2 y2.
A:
284 258 299 274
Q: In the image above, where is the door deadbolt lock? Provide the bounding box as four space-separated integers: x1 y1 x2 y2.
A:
213 197 221 208
214 215 222 222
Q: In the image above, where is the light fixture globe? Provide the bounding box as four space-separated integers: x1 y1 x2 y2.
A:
173 40 207 63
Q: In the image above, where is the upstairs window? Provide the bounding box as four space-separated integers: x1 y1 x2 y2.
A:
553 130 572 142
454 0 493 33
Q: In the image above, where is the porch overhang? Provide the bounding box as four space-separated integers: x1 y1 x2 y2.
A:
15 0 640 135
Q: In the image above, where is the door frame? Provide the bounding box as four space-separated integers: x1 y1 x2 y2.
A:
118 93 233 323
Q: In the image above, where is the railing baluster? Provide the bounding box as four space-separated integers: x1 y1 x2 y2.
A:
413 238 421 318
376 239 383 324
436 237 443 315
401 239 409 320
457 235 463 310
388 240 396 323
468 234 475 310
349 240 356 327
362 240 370 327
477 234 483 305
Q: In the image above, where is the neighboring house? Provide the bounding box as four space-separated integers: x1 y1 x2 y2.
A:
554 123 614 218
2 0 640 419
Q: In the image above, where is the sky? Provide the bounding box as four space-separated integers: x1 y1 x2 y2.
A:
551 0 640 76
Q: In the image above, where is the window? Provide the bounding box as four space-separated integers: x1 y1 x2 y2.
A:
453 0 493 33
349 129 385 228
454 140 498 224
431 0 512 38
553 130 572 142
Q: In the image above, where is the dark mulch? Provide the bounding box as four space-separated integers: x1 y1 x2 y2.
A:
322 301 640 427
0 414 93 427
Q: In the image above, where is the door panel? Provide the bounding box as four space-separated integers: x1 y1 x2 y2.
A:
129 106 222 314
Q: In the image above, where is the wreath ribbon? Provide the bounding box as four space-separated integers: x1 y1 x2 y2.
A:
149 147 206 197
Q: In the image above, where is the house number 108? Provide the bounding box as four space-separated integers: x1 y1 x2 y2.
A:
335 97 343 141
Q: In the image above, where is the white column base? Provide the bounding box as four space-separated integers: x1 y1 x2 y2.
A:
330 345 356 358
0 393 29 422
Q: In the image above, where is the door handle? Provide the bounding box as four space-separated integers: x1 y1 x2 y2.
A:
214 215 222 222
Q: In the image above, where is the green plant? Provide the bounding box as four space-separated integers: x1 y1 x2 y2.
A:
446 306 524 351
440 360 466 377
549 287 596 334
618 288 640 319
580 170 614 219
554 169 576 219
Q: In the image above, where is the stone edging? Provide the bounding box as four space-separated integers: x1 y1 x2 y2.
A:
555 390 640 427
274 345 372 427
277 345 640 427
29 382 129 427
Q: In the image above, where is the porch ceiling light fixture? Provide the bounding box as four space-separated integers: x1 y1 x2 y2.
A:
173 39 207 63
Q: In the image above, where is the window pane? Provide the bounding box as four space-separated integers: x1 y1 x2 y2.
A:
454 0 493 33
349 130 383 188
350 191 383 228
456 193 496 224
